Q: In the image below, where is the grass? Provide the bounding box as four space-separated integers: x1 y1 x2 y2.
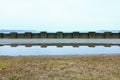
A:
0 54 120 80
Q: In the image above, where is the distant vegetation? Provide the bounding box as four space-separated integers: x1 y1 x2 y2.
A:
0 30 37 33
0 55 120 80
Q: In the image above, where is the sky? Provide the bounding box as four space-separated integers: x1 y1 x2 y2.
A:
0 0 120 55
0 0 120 31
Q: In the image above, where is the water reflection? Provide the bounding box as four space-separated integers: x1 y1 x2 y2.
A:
0 46 120 56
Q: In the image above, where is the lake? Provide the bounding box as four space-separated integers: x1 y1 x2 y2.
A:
0 46 120 56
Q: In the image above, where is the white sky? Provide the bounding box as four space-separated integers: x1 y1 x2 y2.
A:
0 0 120 31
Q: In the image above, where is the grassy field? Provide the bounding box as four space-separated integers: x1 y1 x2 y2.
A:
0 54 120 80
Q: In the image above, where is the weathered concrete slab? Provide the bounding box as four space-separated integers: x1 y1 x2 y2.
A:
0 39 120 47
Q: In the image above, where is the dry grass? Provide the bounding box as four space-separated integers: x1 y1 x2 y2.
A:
0 54 120 80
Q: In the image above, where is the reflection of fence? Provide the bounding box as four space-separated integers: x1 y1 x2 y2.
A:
0 32 120 47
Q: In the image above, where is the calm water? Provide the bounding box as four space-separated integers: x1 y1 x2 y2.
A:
0 46 120 56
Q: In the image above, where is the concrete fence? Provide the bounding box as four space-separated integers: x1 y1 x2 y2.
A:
0 32 120 47
0 32 120 39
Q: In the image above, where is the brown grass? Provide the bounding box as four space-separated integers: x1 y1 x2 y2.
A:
0 54 120 80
